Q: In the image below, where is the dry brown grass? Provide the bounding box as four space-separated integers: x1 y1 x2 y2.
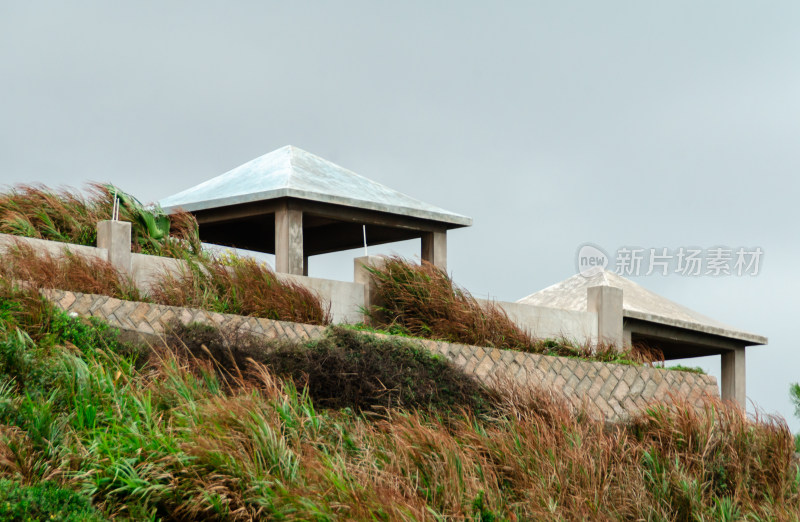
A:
366 256 656 364
0 241 142 301
0 184 107 246
366 256 533 348
151 255 331 326
0 183 202 258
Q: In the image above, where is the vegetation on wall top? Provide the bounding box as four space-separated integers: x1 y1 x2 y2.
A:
0 183 201 259
365 256 658 365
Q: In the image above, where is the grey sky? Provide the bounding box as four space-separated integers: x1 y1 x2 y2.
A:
2 2 798 429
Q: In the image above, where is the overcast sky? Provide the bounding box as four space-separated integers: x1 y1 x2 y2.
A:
2 2 798 430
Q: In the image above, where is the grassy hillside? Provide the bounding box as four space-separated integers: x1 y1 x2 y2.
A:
0 281 796 521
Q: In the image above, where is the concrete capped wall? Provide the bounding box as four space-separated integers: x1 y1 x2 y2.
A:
278 273 365 324
45 288 720 423
0 232 107 261
130 253 186 292
481 299 598 344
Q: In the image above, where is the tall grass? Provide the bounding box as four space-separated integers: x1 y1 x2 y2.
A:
0 287 796 520
0 242 331 326
0 241 142 301
0 183 201 258
151 255 331 326
366 256 654 364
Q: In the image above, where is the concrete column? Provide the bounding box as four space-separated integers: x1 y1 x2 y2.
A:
354 255 387 324
721 347 746 409
275 205 304 275
623 326 632 347
421 230 447 271
303 255 309 276
97 220 132 274
587 285 624 350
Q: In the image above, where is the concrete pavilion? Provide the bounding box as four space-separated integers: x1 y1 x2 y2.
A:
159 146 472 275
518 270 767 407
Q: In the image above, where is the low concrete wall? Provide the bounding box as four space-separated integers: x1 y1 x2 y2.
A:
130 253 185 291
280 274 365 324
0 233 107 261
45 289 719 422
481 299 598 344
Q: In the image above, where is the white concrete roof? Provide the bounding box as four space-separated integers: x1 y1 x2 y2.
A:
159 145 472 227
517 270 767 345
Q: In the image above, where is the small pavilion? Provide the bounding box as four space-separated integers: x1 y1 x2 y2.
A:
518 270 767 407
159 146 472 274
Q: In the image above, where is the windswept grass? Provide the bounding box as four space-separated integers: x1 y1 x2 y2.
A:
152 255 331 326
0 241 142 301
365 256 656 364
0 183 201 259
0 285 795 520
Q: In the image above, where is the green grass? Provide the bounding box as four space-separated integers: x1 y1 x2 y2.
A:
665 364 707 375
0 283 796 520
0 479 106 521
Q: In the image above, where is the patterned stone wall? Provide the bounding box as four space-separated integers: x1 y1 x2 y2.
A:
45 289 719 422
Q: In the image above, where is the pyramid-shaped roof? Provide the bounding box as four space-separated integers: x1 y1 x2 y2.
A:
159 145 472 227
517 270 766 345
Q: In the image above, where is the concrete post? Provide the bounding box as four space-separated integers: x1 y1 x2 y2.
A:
587 285 624 350
275 205 304 275
354 255 386 324
421 230 447 271
721 347 746 409
97 220 132 274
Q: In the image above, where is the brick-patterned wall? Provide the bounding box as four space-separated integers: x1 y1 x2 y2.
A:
45 289 718 422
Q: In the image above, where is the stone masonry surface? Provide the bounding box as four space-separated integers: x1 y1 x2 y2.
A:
45 289 719 422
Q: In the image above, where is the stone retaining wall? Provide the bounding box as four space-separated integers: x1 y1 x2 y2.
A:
45 289 719 422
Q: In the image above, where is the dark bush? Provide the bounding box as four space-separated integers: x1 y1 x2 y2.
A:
164 322 495 413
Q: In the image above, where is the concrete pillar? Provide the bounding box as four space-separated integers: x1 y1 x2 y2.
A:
623 327 632 347
354 255 387 323
303 255 309 276
721 347 746 409
587 285 624 350
97 220 132 274
421 230 447 271
275 205 304 275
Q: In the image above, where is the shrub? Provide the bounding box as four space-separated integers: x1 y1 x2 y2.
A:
0 479 105 521
164 322 495 413
152 254 331 325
